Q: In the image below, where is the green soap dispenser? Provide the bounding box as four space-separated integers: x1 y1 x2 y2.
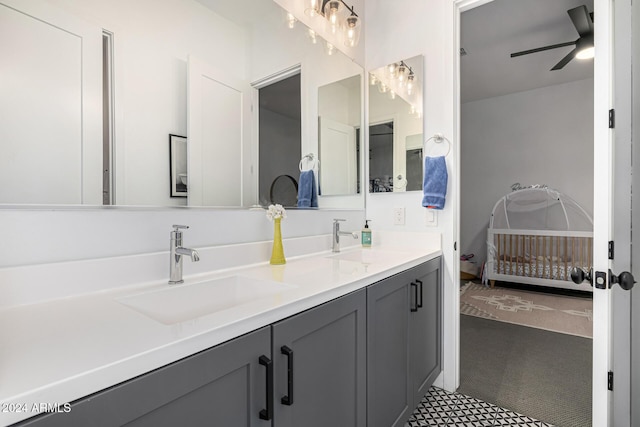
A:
361 220 372 247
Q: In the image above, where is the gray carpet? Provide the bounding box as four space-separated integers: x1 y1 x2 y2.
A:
458 314 592 427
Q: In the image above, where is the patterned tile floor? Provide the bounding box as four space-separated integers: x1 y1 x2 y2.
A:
406 387 554 427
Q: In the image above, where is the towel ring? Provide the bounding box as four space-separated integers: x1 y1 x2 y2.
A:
424 133 451 157
299 153 319 171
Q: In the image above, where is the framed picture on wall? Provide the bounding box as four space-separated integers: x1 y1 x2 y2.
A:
169 134 188 197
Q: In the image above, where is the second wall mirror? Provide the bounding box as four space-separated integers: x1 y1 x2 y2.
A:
368 55 424 193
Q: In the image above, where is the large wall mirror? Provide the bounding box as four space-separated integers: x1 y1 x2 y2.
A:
0 0 364 209
368 55 424 193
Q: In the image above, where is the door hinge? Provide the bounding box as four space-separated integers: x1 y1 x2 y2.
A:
608 241 614 260
608 371 614 391
609 109 615 128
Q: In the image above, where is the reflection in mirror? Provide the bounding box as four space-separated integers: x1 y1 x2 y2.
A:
1 0 364 209
318 75 362 196
368 55 424 193
258 73 302 207
252 3 364 209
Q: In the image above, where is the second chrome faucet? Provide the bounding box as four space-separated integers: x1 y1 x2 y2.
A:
332 219 358 253
169 225 200 285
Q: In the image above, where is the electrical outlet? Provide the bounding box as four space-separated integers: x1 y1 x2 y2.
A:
393 207 405 225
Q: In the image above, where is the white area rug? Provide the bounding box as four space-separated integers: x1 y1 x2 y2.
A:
460 282 593 338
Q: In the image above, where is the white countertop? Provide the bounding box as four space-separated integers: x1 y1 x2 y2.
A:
0 237 440 425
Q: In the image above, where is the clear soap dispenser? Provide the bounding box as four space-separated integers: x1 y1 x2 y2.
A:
361 220 372 247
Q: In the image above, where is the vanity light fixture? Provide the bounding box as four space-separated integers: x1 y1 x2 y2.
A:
372 59 421 117
305 0 361 47
375 61 416 98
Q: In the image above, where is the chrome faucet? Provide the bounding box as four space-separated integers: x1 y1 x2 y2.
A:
169 225 200 285
332 219 358 253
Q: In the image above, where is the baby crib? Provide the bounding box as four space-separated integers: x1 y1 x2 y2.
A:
486 188 593 291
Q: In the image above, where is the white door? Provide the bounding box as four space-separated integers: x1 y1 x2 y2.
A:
610 0 635 425
452 0 629 424
318 116 357 195
592 0 635 424
0 0 102 205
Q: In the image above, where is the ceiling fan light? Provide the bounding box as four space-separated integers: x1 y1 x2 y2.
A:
576 46 594 59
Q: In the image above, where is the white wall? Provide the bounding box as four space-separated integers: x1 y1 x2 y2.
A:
460 78 594 265
364 0 457 391
0 207 364 268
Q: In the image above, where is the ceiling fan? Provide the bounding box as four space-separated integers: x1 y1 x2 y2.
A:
510 5 594 71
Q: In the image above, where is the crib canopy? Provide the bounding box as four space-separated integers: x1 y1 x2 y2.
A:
489 188 593 231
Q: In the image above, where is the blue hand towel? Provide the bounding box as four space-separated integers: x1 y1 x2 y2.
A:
297 170 318 207
422 156 448 210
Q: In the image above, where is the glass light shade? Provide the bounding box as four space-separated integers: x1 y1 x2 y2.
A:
387 63 397 78
378 82 389 93
389 90 396 100
369 74 378 86
305 0 321 17
406 74 415 95
344 14 361 47
307 28 318 44
324 0 342 34
396 65 407 87
285 12 297 29
325 40 335 55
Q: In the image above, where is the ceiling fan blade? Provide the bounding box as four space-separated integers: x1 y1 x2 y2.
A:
551 47 578 70
510 41 576 58
568 5 593 37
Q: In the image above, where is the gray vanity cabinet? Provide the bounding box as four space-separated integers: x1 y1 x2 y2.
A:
367 258 442 427
15 327 272 427
410 258 442 404
271 288 367 427
14 259 438 427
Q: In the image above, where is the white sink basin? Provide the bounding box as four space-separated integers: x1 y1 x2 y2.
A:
117 276 296 325
327 249 396 264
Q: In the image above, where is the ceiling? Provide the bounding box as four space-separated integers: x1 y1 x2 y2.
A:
460 0 594 103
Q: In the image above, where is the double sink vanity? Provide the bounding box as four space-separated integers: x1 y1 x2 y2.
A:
2 231 442 427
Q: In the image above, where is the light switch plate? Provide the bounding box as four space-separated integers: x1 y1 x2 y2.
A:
425 209 437 226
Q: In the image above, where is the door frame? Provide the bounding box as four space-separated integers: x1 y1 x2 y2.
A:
451 0 616 424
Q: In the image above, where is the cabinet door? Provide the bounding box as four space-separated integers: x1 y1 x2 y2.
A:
410 257 442 408
17 327 272 427
367 273 412 427
272 289 367 427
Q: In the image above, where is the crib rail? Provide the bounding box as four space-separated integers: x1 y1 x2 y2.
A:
487 229 593 282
